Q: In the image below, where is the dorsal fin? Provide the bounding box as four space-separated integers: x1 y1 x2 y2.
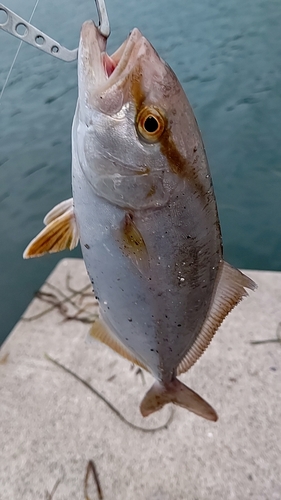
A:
177 261 257 375
23 199 79 258
88 317 147 371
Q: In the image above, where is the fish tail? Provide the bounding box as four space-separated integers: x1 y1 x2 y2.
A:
140 378 218 422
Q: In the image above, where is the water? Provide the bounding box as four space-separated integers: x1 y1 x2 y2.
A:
1 0 281 344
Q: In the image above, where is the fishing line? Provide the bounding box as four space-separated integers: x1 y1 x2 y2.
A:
0 0 41 105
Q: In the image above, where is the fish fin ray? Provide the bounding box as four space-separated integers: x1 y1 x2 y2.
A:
177 261 257 375
140 379 217 421
114 213 150 276
88 317 147 370
43 198 74 225
23 207 79 258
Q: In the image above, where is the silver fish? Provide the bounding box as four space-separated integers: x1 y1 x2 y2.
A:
24 20 256 421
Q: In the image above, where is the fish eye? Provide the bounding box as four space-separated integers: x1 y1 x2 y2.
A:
136 106 165 142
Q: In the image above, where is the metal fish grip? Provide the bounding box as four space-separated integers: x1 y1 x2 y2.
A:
0 0 110 62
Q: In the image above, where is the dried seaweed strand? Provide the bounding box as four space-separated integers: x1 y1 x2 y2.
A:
45 353 174 433
61 311 98 324
22 284 91 321
250 324 281 345
35 291 68 315
45 281 94 311
35 288 97 323
45 478 61 500
250 338 281 345
84 460 103 500
66 273 92 295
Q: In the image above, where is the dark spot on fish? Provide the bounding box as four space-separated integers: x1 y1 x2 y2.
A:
177 324 181 327
128 318 132 322
150 349 154 352
193 145 198 152
84 244 90 249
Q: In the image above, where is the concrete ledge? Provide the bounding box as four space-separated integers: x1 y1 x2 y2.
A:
0 259 280 499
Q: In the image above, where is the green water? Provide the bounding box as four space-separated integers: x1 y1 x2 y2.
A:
1 0 281 344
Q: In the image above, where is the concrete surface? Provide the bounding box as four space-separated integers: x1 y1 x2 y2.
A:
0 258 280 500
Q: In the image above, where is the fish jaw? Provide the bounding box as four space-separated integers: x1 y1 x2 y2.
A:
78 21 144 116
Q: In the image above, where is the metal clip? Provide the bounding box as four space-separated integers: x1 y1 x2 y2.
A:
0 0 110 62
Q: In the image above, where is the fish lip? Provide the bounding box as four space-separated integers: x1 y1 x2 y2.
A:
79 21 143 92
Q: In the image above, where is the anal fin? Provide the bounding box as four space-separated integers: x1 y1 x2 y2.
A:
23 199 79 258
177 260 257 375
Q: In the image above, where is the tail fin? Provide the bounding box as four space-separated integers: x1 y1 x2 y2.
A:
140 379 218 422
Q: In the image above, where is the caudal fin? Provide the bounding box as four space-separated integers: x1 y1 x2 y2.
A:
140 378 218 422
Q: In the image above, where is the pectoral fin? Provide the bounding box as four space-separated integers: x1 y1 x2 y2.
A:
43 198 74 225
88 317 147 371
140 379 218 421
114 212 150 276
177 261 257 375
23 199 79 258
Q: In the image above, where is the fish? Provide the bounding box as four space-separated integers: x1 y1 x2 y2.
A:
24 20 256 421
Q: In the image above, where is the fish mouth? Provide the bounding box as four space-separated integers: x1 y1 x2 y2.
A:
79 21 143 94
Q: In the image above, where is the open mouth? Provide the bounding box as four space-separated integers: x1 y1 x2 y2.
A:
103 52 117 77
80 22 143 89
102 28 142 84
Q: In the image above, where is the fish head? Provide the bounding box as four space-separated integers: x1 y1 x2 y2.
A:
75 20 210 209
